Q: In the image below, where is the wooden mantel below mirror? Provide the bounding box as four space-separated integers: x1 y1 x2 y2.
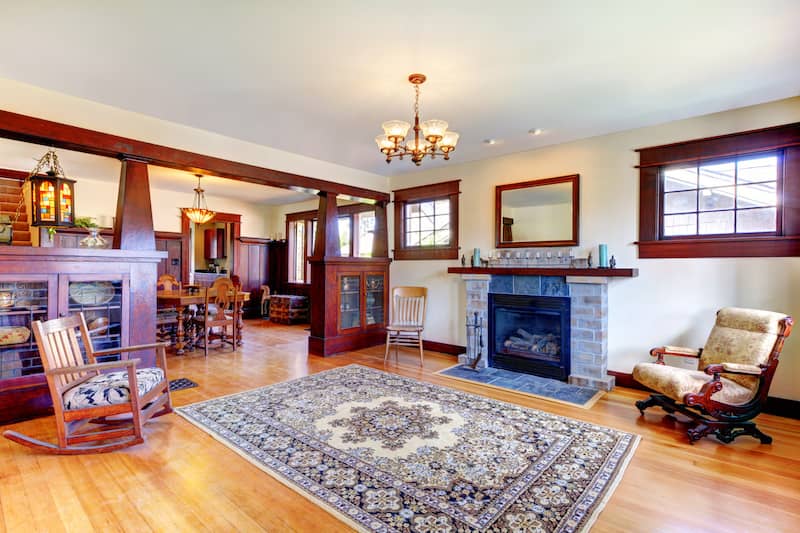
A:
447 267 638 277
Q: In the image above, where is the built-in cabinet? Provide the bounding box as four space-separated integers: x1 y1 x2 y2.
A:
309 257 390 356
0 247 164 424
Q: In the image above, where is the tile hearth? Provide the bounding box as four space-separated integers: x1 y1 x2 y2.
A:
459 273 615 391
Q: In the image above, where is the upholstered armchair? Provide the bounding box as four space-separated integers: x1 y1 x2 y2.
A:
633 307 792 444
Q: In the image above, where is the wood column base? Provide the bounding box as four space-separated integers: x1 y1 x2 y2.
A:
309 330 387 357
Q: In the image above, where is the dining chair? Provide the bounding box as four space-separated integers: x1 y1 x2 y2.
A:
156 274 181 346
192 277 239 357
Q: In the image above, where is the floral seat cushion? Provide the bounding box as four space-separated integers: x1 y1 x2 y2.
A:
632 362 756 406
63 367 165 410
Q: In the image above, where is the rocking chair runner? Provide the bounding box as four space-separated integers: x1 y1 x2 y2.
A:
3 313 172 454
633 307 792 444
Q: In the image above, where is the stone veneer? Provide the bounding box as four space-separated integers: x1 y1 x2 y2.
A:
459 274 615 391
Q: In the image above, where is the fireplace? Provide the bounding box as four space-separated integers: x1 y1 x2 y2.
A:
488 293 570 380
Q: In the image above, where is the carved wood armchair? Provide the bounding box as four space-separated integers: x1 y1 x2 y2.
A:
633 307 792 444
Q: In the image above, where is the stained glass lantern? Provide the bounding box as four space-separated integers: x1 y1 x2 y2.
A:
30 172 76 227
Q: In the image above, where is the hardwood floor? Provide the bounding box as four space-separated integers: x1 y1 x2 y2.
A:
2 319 799 532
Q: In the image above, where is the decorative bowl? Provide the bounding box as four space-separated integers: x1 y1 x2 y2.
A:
0 326 30 346
69 282 115 306
0 292 14 308
87 317 109 334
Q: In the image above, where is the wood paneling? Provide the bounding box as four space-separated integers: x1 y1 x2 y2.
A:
2 322 799 532
237 237 269 318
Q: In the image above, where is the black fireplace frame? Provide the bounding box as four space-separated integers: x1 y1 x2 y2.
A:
488 293 571 380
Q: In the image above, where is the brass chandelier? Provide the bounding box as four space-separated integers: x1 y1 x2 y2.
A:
181 174 216 224
375 73 459 166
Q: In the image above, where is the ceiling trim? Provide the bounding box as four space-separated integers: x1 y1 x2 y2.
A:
0 109 389 203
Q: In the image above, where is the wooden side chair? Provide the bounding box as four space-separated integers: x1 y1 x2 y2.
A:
3 313 172 454
193 277 238 357
260 284 271 317
156 274 181 346
633 307 793 444
384 286 427 366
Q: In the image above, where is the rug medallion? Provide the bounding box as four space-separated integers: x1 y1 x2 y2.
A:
177 365 638 532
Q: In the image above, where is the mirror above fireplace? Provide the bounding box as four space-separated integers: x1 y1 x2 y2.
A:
495 174 579 248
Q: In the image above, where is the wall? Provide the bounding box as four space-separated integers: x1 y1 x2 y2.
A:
388 96 800 401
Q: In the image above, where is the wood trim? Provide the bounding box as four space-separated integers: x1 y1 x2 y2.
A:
286 209 318 222
608 370 800 420
180 211 241 282
495 174 579 248
392 179 460 202
636 122 800 167
154 230 183 240
395 247 459 261
422 340 464 356
0 109 390 202
239 236 270 245
636 236 800 258
0 168 29 181
448 266 639 277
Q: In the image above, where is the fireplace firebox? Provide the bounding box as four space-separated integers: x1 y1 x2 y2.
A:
488 293 570 380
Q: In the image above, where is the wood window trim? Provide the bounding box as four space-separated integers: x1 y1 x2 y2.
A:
637 122 800 258
393 180 460 261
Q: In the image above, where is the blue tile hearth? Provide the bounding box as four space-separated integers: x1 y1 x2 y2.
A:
512 275 541 295
438 365 600 407
489 275 513 294
541 276 569 296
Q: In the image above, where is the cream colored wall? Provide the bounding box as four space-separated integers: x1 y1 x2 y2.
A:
389 96 800 400
0 78 389 192
507 203 572 242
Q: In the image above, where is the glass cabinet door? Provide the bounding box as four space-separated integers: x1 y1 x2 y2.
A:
365 274 385 326
0 279 51 379
64 276 127 362
339 275 361 330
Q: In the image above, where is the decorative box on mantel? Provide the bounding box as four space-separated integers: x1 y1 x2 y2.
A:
448 266 638 391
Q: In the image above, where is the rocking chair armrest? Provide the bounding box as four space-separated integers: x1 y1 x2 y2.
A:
92 342 169 358
650 346 702 364
46 359 140 376
704 363 766 376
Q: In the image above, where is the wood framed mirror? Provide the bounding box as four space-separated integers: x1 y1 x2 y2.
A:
495 174 579 248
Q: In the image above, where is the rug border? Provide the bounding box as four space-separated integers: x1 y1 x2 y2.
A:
434 364 605 410
581 434 640 532
175 407 370 533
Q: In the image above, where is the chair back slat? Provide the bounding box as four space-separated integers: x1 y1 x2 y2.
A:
157 274 181 292
208 277 236 312
391 287 427 327
31 314 92 390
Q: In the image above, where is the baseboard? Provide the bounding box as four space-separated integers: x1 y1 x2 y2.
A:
422 340 464 356
608 370 800 420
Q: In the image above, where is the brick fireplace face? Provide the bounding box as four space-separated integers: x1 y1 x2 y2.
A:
459 274 615 391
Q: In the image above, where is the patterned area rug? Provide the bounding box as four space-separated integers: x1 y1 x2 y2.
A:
177 365 638 532
169 378 199 392
435 365 604 409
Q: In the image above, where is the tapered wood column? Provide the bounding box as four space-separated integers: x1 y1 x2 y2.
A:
114 157 155 250
372 201 389 257
312 191 340 259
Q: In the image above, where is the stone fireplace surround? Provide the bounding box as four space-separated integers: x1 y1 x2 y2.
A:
459 273 615 391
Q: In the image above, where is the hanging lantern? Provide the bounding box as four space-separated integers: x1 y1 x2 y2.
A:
28 150 76 227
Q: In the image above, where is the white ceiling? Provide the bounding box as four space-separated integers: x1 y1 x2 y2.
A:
1 1 799 178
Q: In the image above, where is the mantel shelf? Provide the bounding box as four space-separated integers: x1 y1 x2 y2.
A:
447 267 638 277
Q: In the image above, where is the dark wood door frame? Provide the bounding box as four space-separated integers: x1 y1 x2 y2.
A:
180 211 241 283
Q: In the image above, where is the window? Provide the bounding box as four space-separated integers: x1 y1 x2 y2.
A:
637 123 800 258
661 153 779 238
287 204 378 282
393 180 460 260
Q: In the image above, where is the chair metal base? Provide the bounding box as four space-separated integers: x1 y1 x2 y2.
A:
636 394 772 445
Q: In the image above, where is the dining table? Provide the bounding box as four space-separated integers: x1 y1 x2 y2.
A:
157 287 250 355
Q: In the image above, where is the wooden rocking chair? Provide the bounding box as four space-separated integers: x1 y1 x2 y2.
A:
633 307 792 444
3 313 172 454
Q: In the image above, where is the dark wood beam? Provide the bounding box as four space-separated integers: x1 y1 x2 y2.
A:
0 109 390 202
114 157 155 250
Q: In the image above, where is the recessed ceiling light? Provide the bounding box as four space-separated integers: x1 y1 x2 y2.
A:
528 128 544 136
483 138 503 145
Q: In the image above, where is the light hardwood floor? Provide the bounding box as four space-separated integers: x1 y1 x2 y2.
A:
2 320 799 532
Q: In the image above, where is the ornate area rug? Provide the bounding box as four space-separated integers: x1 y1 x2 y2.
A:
177 365 638 532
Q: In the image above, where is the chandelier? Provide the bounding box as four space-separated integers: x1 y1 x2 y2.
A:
375 73 459 166
181 174 216 224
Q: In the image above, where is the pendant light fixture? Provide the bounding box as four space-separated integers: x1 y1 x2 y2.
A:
181 174 216 224
375 73 459 166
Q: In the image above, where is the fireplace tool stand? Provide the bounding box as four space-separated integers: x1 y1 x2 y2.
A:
463 311 484 370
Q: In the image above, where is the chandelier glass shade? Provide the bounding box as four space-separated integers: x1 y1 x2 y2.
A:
27 149 76 228
375 74 459 166
181 174 216 224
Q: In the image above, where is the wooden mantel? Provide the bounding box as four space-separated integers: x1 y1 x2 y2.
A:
447 266 638 277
